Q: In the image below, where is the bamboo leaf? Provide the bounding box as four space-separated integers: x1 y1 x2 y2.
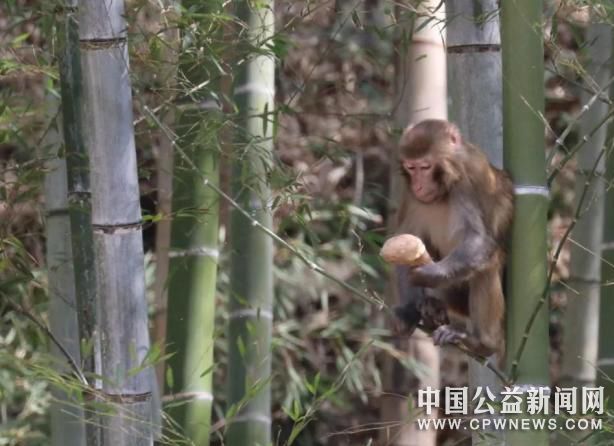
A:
165 366 174 390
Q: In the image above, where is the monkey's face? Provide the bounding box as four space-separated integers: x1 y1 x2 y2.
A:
402 156 442 203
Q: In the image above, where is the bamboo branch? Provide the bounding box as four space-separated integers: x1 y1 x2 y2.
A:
3 295 88 386
544 74 614 167
547 108 614 185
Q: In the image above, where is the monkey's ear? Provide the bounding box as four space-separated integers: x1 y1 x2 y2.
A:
447 122 462 148
400 123 415 146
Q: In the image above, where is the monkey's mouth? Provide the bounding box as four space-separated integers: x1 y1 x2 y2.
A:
415 191 439 203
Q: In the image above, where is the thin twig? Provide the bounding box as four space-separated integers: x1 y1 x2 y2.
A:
545 74 614 166
3 295 88 386
547 108 614 185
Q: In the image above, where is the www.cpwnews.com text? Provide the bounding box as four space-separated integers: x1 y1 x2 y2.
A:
417 416 602 431
414 385 603 431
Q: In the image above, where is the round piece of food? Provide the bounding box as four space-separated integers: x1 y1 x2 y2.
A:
380 234 432 266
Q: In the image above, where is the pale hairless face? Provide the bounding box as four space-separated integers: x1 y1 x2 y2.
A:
402 156 440 203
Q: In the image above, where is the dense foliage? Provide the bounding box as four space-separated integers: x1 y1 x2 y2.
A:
1 0 612 445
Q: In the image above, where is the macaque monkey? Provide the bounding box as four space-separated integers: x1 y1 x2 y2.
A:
393 119 514 356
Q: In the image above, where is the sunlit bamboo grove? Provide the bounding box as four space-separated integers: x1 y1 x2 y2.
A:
1 1 614 446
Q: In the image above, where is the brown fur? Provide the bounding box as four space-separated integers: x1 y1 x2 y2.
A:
395 119 514 357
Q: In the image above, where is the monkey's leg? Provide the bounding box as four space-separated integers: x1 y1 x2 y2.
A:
432 324 499 357
433 270 504 357
467 268 504 356
393 265 426 334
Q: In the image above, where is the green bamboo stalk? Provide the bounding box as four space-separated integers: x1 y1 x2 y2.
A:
74 0 154 444
164 116 219 443
44 85 87 446
57 3 101 443
153 0 181 389
163 2 226 443
226 1 275 444
501 0 549 445
596 18 614 445
558 20 611 446
164 28 222 446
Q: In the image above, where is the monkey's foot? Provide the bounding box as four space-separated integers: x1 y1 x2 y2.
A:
432 325 466 346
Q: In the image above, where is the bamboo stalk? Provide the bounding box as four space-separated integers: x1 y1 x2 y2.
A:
596 14 614 445
501 0 549 445
445 2 503 443
558 20 611 446
75 0 154 444
165 118 219 442
163 3 227 443
44 87 87 446
226 1 275 444
446 0 502 165
153 0 181 390
57 3 101 443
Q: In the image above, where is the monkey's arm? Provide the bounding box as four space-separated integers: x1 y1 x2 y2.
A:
381 235 437 332
410 233 496 287
410 205 498 288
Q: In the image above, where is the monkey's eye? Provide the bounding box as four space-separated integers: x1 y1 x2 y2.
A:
419 165 431 171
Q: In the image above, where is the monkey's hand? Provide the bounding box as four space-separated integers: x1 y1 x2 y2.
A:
419 296 449 331
432 325 466 346
408 262 449 288
393 302 421 336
